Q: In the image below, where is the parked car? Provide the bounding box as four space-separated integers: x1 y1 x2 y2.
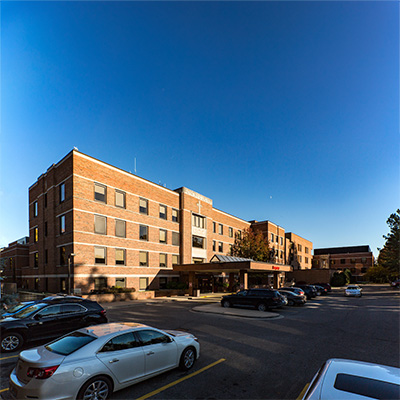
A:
278 290 306 306
221 289 286 311
280 287 305 296
293 285 316 300
312 283 332 292
391 279 400 289
301 358 400 399
0 298 107 352
9 322 200 400
313 285 328 295
344 285 362 297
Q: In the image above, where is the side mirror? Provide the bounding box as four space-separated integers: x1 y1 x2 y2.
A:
34 314 42 320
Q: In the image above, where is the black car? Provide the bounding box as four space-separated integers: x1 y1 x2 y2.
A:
221 289 286 311
293 285 316 300
313 285 328 295
312 283 332 292
278 290 307 306
0 297 107 352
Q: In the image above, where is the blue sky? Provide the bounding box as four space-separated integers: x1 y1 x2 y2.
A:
1 1 398 256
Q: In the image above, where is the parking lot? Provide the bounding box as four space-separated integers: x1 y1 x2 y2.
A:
1 285 399 399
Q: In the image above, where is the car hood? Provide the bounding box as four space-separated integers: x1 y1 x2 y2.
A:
165 329 195 339
0 316 19 323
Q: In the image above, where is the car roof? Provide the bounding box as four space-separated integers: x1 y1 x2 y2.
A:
79 322 150 338
316 359 400 399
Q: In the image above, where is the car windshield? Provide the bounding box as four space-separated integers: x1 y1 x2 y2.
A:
45 331 96 355
12 303 46 319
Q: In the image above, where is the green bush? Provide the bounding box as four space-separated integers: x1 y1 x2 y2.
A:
165 281 187 290
330 272 346 287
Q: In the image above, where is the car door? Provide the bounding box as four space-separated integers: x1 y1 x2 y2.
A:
136 329 178 376
232 290 249 306
26 305 63 340
97 332 146 384
58 303 87 334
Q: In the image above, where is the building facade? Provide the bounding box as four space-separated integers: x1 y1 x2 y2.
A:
24 149 312 293
285 232 313 270
312 245 374 277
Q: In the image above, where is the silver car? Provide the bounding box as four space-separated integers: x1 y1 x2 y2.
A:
302 358 400 399
9 322 200 400
344 285 362 297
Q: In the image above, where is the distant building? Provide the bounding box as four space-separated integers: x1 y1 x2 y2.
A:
21 149 313 293
312 245 374 278
0 237 30 289
285 232 313 270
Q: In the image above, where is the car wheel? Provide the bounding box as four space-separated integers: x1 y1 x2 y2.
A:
288 299 294 306
179 346 196 371
1 332 23 353
77 376 112 400
257 302 267 312
222 300 231 308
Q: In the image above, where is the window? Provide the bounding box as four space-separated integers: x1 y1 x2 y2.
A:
101 333 138 352
115 278 126 288
159 205 167 219
229 227 233 238
95 215 107 235
95 247 106 264
213 240 216 251
172 255 180 265
34 201 38 217
115 220 126 238
45 249 48 264
276 235 279 243
159 277 167 289
192 214 205 228
237 230 242 239
60 247 66 266
305 247 309 254
139 252 148 266
34 227 39 242
115 190 126 208
361 258 367 264
218 224 223 235
94 183 106 203
218 242 223 252
159 229 167 244
330 260 336 265
271 233 274 242
213 222 216 233
59 183 65 203
192 235 205 249
172 232 180 246
139 198 148 214
192 258 204 264
299 255 302 262
340 259 346 264
136 330 171 346
45 222 48 237
60 215 66 234
280 251 283 259
44 193 47 208
139 277 148 290
172 209 179 222
61 304 86 314
305 257 309 264
139 225 148 241
350 258 356 264
94 277 107 290
280 237 283 246
38 305 61 318
298 244 302 252
159 253 167 268
34 252 39 268
45 332 96 356
115 249 125 265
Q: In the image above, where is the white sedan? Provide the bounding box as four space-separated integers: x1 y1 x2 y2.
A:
344 285 362 297
9 322 200 400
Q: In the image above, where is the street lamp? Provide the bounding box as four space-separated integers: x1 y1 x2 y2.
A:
67 253 76 295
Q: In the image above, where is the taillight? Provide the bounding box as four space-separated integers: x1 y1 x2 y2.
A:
27 365 59 379
100 310 106 315
299 291 304 295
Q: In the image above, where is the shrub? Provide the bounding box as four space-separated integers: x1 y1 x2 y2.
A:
330 272 346 287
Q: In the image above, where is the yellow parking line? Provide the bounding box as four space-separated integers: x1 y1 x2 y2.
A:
0 388 9 393
136 358 226 400
296 383 309 400
0 355 19 361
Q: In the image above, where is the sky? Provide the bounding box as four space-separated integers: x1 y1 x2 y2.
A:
1 1 398 257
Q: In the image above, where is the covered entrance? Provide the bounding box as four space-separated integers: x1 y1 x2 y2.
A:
173 255 292 296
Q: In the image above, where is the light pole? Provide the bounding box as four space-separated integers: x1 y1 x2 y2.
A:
67 253 76 295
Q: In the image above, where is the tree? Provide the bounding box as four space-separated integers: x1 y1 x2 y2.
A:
377 209 400 278
230 228 270 262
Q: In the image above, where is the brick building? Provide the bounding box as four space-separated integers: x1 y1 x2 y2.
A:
25 149 313 294
285 232 313 270
0 237 30 289
312 245 374 277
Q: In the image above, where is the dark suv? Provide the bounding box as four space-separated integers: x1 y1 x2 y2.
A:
221 289 286 311
0 297 107 352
